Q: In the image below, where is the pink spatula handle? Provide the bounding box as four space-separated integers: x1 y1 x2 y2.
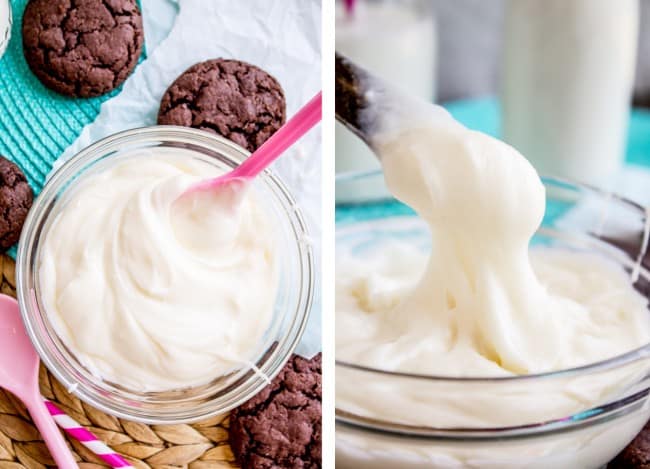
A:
230 91 322 180
24 391 79 468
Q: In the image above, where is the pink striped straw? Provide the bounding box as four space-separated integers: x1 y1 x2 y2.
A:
44 399 134 468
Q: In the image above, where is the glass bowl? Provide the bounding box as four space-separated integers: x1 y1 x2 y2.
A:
336 170 650 468
17 126 315 424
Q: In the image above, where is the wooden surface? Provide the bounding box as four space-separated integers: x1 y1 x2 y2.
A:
0 254 238 469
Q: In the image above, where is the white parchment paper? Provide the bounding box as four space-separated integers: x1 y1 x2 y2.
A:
58 0 322 357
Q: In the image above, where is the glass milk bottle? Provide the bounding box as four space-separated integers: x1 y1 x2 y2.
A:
335 0 436 201
502 0 639 186
0 0 10 60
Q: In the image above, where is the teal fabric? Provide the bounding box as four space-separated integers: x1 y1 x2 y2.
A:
0 0 144 192
336 98 650 222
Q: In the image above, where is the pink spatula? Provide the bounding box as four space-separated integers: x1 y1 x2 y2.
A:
0 295 78 468
182 91 322 199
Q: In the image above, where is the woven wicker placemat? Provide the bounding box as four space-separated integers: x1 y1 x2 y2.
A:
0 254 238 469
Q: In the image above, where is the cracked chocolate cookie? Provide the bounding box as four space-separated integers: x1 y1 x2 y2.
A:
22 0 144 97
230 353 322 469
0 157 33 250
157 59 286 152
610 420 650 468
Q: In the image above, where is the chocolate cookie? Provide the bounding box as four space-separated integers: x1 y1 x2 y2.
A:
610 420 650 468
0 157 33 250
157 59 286 152
230 353 322 469
22 0 144 97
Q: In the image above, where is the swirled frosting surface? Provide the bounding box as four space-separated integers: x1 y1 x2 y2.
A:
40 153 278 391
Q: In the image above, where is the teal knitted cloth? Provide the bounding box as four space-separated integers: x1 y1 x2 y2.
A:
0 0 144 192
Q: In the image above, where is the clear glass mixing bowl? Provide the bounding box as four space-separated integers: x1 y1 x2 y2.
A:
336 170 650 468
17 126 315 424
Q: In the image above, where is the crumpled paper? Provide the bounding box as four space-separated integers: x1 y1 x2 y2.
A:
58 0 322 357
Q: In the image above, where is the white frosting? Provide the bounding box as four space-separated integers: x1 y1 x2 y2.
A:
336 94 650 466
39 153 278 391
337 239 649 426
340 103 650 378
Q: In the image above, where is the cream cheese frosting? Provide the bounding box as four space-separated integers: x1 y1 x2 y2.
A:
39 152 278 391
335 95 650 431
337 237 649 426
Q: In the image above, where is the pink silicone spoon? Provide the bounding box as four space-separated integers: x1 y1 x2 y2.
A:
0 294 78 469
183 91 322 198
